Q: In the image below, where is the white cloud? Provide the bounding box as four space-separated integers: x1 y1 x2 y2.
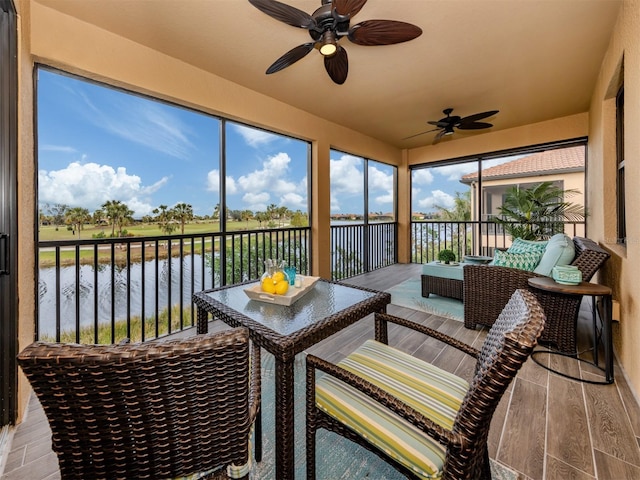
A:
435 163 478 181
412 169 434 186
210 153 307 212
237 152 298 196
232 124 279 148
416 189 455 211
330 154 363 195
374 193 394 205
74 88 195 160
242 192 270 212
368 165 393 191
40 144 77 154
207 169 237 194
330 193 341 212
38 161 168 217
280 192 306 210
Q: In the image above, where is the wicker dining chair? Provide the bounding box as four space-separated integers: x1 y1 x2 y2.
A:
306 289 545 480
17 327 260 480
464 236 610 353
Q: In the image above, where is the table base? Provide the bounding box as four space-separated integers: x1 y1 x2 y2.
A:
531 349 613 385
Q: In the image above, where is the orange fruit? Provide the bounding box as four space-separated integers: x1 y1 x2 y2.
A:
261 277 276 294
275 280 289 295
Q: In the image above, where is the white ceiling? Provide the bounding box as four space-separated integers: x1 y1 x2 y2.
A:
34 0 622 149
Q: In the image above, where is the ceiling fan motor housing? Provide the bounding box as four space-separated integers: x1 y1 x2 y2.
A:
309 4 349 42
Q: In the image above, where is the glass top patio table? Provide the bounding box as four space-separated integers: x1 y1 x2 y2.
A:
192 279 390 480
193 279 390 360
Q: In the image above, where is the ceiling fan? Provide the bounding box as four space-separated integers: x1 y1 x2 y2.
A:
248 0 422 85
405 108 499 143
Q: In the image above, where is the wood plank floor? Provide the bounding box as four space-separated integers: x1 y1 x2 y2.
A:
2 264 640 480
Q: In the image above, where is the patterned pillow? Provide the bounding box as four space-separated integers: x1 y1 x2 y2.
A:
493 250 543 271
507 238 548 255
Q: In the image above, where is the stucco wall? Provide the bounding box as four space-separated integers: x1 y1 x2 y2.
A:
15 0 36 423
588 0 640 398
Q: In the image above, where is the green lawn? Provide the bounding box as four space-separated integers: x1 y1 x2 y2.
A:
38 220 266 242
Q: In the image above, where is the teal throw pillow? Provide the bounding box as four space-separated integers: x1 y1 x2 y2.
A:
507 238 548 255
533 233 575 276
493 250 543 272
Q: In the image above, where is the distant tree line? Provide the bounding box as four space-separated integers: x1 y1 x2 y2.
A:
39 201 309 239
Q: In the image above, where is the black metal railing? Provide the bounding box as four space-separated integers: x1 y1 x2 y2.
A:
410 220 585 264
38 218 583 344
38 227 310 344
330 222 396 280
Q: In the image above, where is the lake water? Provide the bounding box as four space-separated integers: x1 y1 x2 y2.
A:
38 254 217 337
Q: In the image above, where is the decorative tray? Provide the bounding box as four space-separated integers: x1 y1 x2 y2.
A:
434 261 459 266
244 276 320 306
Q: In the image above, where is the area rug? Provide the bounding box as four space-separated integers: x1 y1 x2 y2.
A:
251 353 518 479
386 278 464 322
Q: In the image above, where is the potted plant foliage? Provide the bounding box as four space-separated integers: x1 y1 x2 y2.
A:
492 181 586 240
437 249 456 264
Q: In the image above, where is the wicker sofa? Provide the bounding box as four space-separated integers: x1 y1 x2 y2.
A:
463 236 610 354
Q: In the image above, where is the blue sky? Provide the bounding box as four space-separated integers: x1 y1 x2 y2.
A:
37 68 476 219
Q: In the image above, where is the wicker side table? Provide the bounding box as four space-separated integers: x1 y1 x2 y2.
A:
528 276 613 384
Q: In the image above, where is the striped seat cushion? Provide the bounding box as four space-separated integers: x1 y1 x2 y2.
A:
315 339 469 479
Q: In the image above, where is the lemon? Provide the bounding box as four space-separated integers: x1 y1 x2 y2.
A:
274 280 289 295
261 277 276 294
272 271 286 283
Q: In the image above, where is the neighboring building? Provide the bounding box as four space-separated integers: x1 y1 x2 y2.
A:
459 145 586 249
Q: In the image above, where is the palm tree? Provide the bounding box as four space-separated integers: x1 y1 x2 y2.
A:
433 191 472 258
101 200 122 236
493 181 586 240
65 207 91 239
171 202 193 234
434 191 471 221
102 200 134 237
153 204 176 235
240 209 253 228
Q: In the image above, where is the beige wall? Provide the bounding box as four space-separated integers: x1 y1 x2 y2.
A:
15 0 36 422
588 0 640 397
13 0 640 420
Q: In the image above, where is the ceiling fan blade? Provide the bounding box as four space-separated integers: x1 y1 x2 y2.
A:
249 0 316 29
457 122 494 130
433 129 448 143
266 43 315 74
324 46 348 84
427 120 447 127
459 110 499 124
332 0 367 17
402 128 439 140
348 20 422 46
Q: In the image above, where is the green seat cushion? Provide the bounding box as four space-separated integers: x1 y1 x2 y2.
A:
492 249 543 271
533 233 575 276
507 238 548 255
315 339 469 479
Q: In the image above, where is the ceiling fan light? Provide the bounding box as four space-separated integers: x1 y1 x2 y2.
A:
444 129 455 136
319 31 337 56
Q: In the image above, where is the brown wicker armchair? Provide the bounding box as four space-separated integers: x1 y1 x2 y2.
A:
464 236 610 354
17 327 260 480
306 289 545 480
